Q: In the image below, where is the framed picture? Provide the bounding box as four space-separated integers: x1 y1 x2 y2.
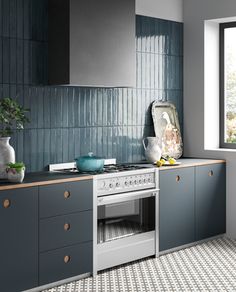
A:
151 101 183 159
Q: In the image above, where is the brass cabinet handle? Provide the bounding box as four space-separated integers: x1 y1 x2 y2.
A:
176 175 181 182
208 170 214 177
64 255 70 263
64 191 70 199
3 199 11 209
64 223 70 231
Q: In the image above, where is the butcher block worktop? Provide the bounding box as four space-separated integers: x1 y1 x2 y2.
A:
0 158 226 191
0 171 93 190
158 158 226 170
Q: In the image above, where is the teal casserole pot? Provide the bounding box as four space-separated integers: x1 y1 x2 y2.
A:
75 152 104 172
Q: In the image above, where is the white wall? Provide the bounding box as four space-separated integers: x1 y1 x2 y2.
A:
184 0 236 238
136 0 183 22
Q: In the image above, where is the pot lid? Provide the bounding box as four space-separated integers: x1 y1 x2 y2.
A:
75 152 104 160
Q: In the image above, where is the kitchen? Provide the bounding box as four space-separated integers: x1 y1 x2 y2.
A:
0 0 235 291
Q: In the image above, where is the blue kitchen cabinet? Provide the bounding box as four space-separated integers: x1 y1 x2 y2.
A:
39 180 93 286
159 167 195 251
0 187 38 292
195 163 226 240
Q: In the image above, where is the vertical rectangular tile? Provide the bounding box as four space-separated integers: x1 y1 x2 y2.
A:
16 39 24 84
23 129 31 171
2 37 10 83
23 0 32 39
61 128 70 162
0 0 2 37
0 37 2 83
37 129 44 170
37 87 44 129
17 0 24 38
62 87 69 128
107 89 112 126
43 129 51 168
91 88 97 126
10 38 17 84
2 0 10 37
9 0 17 38
68 128 75 160
74 127 81 156
24 40 31 84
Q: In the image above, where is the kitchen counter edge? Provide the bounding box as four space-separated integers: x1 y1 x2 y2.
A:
158 159 226 171
0 173 93 191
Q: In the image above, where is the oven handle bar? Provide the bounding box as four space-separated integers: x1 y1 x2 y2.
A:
97 188 159 206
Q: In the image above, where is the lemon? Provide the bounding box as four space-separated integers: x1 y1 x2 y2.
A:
168 157 176 165
156 160 163 167
160 158 166 165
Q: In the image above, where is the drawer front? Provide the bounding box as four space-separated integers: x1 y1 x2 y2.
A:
39 241 92 285
160 167 195 251
39 180 93 218
40 210 93 252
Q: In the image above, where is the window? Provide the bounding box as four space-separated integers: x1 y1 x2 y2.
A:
220 22 236 148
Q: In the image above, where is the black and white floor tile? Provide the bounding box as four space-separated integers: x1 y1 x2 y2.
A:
43 237 236 292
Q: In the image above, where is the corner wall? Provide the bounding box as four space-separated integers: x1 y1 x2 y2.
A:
183 0 236 238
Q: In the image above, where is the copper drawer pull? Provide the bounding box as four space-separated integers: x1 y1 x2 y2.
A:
208 170 214 177
176 175 181 182
3 199 11 209
64 191 70 199
64 223 70 231
64 255 70 263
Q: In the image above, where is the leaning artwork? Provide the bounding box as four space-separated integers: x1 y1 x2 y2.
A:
151 101 183 159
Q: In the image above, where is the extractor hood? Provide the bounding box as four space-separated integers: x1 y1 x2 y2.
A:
48 0 136 87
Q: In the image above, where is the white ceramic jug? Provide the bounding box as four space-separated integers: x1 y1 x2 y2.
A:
0 137 15 179
143 137 161 163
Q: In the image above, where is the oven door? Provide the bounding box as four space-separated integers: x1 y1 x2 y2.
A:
96 189 159 271
97 190 156 244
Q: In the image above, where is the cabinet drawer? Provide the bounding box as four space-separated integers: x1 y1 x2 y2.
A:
160 167 195 251
39 180 93 218
40 210 93 252
39 241 92 285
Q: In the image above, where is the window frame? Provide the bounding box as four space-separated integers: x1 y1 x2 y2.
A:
220 21 236 148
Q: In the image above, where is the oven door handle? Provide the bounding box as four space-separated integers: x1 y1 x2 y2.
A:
97 189 159 206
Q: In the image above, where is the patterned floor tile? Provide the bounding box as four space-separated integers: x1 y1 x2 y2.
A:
43 237 236 292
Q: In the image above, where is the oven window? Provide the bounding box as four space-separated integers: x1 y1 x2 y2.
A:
97 196 155 244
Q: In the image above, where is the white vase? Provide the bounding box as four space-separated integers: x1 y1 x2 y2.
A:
143 137 162 163
7 168 25 183
0 137 15 179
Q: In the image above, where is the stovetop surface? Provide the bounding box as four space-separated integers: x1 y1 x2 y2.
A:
55 164 149 175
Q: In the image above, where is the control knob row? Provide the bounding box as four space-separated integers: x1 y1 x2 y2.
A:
109 182 120 189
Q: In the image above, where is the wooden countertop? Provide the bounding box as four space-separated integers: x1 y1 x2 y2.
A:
158 158 226 171
0 158 226 191
0 172 93 191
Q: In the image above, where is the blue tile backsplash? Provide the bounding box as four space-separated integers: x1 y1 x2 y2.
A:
0 1 183 172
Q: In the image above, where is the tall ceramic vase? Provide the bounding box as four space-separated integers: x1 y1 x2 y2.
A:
0 137 15 179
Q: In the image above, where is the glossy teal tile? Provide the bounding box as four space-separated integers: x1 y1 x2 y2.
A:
0 13 183 171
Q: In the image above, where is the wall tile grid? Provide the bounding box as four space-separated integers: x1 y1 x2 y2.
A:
0 0 183 172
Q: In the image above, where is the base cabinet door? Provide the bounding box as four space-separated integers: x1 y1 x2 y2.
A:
0 187 38 292
160 167 195 251
195 163 226 241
